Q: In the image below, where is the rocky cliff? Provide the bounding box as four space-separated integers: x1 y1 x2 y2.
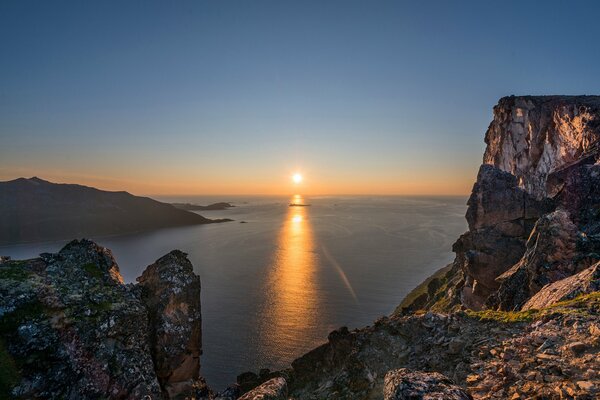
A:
0 239 208 399
401 96 600 313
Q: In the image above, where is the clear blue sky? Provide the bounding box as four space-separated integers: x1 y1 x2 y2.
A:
1 0 599 194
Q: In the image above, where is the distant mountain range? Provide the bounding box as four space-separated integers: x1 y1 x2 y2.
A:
0 177 230 245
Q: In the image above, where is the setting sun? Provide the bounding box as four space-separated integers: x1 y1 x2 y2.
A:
292 173 303 184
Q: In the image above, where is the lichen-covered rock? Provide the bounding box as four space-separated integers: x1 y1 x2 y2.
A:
137 250 203 398
0 239 204 400
383 368 471 400
0 239 162 399
523 262 600 310
238 377 287 400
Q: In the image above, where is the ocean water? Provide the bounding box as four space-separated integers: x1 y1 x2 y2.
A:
0 195 467 390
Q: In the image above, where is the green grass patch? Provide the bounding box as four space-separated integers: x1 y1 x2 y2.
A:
466 291 600 323
395 264 453 314
466 308 538 323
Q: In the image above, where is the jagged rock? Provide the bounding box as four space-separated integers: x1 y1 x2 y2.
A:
238 377 287 400
483 96 600 200
424 96 600 311
137 250 203 398
489 210 580 310
0 239 162 399
383 369 472 400
0 239 204 400
450 165 551 309
523 262 600 310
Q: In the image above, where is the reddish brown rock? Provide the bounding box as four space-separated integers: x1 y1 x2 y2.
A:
137 250 202 398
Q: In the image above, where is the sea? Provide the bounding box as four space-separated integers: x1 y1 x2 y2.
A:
0 195 467 390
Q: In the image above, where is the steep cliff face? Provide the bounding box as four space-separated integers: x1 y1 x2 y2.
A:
0 240 205 399
483 96 600 199
414 96 600 311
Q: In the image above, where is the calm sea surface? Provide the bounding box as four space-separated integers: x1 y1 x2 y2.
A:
0 195 467 390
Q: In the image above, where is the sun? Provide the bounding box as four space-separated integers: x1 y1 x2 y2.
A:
292 173 303 184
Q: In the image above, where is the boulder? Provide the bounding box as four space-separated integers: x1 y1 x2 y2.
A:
383 369 472 400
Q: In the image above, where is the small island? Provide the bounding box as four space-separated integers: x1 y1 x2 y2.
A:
172 202 235 211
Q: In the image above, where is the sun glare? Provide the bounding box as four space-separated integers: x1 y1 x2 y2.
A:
293 173 303 184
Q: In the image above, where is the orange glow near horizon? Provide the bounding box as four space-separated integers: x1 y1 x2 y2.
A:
0 167 476 197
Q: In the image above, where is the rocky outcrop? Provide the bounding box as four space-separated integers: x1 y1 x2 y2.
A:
406 96 600 311
523 262 600 310
383 369 471 400
454 165 550 308
137 250 203 398
488 210 583 310
0 239 203 399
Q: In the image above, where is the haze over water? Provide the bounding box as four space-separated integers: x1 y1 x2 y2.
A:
0 195 467 389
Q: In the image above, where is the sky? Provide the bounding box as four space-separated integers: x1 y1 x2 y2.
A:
1 1 600 196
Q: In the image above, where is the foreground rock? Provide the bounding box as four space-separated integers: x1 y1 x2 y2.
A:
383 369 471 400
0 239 204 399
138 250 203 398
275 294 600 399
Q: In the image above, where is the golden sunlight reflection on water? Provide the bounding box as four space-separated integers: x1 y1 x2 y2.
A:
258 196 322 361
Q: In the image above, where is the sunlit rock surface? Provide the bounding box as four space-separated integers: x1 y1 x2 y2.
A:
402 96 600 311
483 96 600 199
523 262 600 310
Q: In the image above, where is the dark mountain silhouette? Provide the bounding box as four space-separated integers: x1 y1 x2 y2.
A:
0 177 229 245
